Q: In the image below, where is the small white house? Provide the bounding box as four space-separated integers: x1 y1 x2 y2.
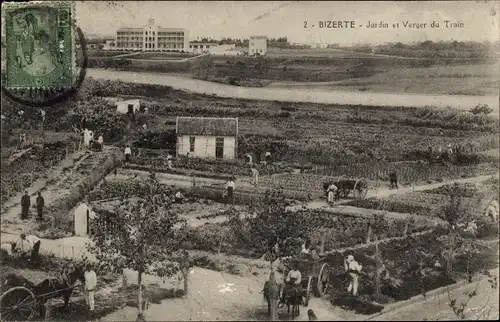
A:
116 99 141 114
176 117 238 159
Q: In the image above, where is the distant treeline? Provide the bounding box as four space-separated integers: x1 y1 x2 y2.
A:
344 40 500 58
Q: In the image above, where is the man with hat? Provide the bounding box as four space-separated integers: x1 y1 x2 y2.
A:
344 254 362 296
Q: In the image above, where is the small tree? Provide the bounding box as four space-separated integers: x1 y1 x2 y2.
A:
246 188 306 320
88 192 187 321
192 55 215 80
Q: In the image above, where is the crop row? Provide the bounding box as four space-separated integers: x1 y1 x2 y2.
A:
131 154 294 177
345 192 483 216
0 143 69 205
184 209 432 255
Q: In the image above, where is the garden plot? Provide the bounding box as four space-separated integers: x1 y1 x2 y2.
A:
1 149 122 237
346 192 484 218
0 142 69 205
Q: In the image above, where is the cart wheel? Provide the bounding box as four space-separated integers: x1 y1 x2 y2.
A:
304 276 312 307
317 263 331 296
354 179 368 200
0 286 36 321
338 189 349 198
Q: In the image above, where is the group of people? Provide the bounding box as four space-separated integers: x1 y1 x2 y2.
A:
272 240 364 307
5 233 42 262
20 190 45 221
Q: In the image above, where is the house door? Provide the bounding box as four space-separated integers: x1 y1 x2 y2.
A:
215 137 224 159
127 104 134 114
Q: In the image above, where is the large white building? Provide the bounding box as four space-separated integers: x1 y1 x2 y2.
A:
176 117 238 160
116 19 189 51
249 36 268 56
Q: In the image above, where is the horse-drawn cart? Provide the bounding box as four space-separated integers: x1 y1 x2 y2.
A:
324 175 369 200
288 256 331 306
0 268 85 321
0 286 37 320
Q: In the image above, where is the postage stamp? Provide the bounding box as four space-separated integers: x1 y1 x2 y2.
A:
2 1 76 89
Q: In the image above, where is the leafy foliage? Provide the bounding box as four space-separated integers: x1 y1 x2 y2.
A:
192 55 215 80
88 186 190 316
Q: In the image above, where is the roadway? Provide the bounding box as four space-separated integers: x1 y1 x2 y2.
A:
86 68 499 113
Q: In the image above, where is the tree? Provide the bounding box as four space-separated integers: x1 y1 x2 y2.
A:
191 55 215 80
88 191 187 321
470 104 493 115
244 188 307 320
437 184 491 279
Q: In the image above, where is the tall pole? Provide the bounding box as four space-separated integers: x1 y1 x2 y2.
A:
40 108 46 161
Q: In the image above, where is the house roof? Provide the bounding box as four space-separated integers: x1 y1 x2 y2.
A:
176 117 238 137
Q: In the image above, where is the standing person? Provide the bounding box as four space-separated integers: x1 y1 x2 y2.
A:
344 255 362 296
124 145 132 165
251 167 259 186
21 191 31 220
36 192 44 221
84 263 97 319
225 177 235 204
327 182 338 206
97 135 104 152
389 171 398 189
265 151 272 165
166 153 173 170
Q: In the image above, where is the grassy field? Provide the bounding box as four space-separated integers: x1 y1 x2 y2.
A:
270 63 500 96
83 46 499 95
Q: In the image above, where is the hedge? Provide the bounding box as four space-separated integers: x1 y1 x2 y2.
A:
50 150 124 232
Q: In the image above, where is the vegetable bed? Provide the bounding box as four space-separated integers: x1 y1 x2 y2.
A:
345 192 482 218
1 142 69 205
326 231 499 304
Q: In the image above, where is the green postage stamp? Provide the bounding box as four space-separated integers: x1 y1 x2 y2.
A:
2 1 76 89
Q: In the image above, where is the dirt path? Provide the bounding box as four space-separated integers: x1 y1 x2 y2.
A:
86 69 499 112
102 266 362 322
1 147 120 235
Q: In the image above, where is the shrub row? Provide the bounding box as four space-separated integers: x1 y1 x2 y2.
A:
49 150 124 232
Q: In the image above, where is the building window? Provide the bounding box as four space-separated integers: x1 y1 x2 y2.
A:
153 31 155 36
260 49 263 53
189 137 195 152
215 137 224 159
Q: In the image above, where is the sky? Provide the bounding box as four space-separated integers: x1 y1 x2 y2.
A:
76 1 499 45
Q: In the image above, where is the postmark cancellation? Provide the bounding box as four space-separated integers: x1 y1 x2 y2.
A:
2 1 77 90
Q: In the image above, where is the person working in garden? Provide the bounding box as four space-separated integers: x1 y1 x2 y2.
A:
36 192 45 221
327 182 338 206
97 135 104 152
84 263 97 318
251 167 259 186
174 191 185 203
265 151 272 165
389 171 398 189
124 145 132 164
224 177 236 204
16 233 41 262
344 255 362 296
167 153 173 170
21 191 31 220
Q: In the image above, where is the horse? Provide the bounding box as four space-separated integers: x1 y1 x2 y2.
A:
262 276 279 316
33 265 86 318
281 279 303 318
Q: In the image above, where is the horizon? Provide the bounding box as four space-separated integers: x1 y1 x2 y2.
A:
76 1 499 46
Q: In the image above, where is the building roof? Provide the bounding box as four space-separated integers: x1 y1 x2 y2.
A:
176 117 238 137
